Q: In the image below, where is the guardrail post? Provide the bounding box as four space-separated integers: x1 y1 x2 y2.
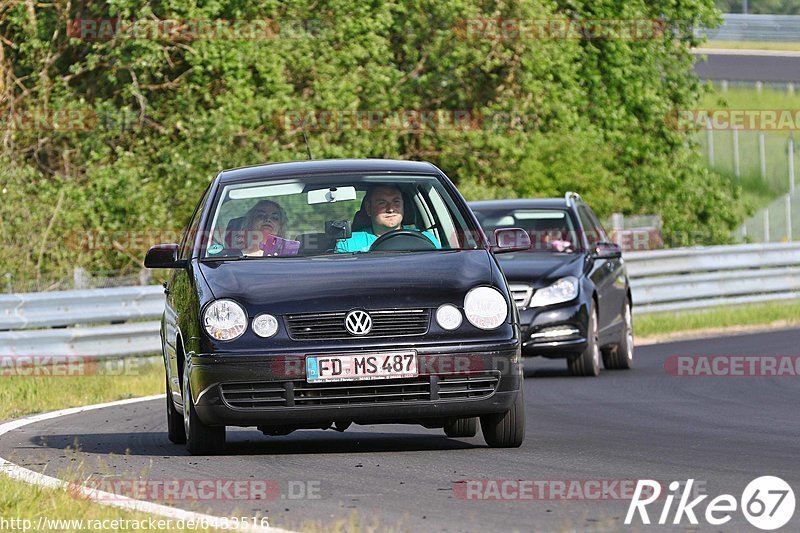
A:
612 213 624 247
790 132 795 193
73 267 89 289
706 117 715 167
764 208 770 242
759 132 767 181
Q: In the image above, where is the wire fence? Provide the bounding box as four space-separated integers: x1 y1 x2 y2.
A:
701 14 800 42
2 269 154 294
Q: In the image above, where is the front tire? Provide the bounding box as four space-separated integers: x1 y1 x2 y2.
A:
443 417 478 438
603 299 634 370
183 367 225 455
480 389 525 448
568 302 600 377
166 375 186 444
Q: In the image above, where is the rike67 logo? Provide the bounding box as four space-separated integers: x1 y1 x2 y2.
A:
626 477 796 530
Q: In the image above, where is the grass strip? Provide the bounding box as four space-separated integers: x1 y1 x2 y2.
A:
635 298 800 338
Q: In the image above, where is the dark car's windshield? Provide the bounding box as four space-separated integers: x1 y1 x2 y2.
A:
473 207 581 253
201 173 481 259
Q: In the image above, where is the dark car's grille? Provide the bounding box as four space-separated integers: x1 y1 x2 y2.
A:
508 283 532 309
285 309 430 340
219 372 500 409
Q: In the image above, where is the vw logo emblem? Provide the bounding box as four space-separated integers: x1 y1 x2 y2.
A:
345 310 372 336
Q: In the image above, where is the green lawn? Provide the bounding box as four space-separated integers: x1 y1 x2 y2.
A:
635 299 800 339
0 357 164 422
699 41 800 52
694 86 800 213
0 357 216 532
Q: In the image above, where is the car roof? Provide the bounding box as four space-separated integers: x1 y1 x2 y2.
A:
217 159 440 183
468 198 575 210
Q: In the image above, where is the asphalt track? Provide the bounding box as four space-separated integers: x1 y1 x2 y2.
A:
693 49 800 83
1 329 798 532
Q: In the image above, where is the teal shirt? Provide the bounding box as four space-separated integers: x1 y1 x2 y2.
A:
335 227 441 253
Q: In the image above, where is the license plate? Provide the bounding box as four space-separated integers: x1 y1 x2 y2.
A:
305 352 418 383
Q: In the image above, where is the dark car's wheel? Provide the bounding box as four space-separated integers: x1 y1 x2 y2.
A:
480 389 525 448
166 375 186 444
603 299 634 370
444 417 478 438
182 368 225 455
568 303 600 377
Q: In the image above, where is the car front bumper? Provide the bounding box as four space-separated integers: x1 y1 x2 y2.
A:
519 299 590 358
187 340 522 427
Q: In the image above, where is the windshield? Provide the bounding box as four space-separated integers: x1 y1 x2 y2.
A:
473 208 580 253
200 173 481 259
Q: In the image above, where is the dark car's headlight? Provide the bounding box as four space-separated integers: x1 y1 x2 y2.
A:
203 299 247 340
435 304 463 330
530 276 579 307
252 313 279 338
464 287 508 329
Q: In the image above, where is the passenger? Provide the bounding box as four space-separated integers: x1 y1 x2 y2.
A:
240 200 299 256
335 185 441 253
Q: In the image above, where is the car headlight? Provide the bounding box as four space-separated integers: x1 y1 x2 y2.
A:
203 299 247 340
464 287 508 330
436 304 462 330
252 313 279 338
529 277 579 308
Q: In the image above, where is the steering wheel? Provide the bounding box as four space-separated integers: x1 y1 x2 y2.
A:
369 229 437 251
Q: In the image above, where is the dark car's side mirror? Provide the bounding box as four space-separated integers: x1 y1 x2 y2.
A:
592 241 622 259
144 244 187 269
491 228 531 254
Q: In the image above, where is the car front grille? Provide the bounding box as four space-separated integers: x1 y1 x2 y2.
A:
285 309 430 340
219 372 500 409
508 283 533 309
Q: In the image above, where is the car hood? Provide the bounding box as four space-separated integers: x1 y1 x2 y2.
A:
197 250 494 314
496 252 585 287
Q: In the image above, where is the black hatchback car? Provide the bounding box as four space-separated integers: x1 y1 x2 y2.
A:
470 194 633 377
145 159 530 454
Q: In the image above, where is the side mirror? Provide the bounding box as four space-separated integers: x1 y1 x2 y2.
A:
144 244 187 269
592 241 622 259
491 228 531 254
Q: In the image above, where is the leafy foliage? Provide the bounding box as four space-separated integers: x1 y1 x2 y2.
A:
0 0 741 286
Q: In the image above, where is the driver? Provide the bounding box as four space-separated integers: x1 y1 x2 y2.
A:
335 185 441 253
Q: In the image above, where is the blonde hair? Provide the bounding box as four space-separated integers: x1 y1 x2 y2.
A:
244 200 287 238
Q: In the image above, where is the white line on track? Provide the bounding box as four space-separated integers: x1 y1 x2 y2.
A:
0 395 292 532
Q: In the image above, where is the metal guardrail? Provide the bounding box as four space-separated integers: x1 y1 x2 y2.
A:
702 14 800 42
627 242 800 313
0 242 798 358
0 286 164 330
0 322 161 358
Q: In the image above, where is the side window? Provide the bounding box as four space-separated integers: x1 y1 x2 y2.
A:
577 206 603 248
179 186 211 259
586 207 610 243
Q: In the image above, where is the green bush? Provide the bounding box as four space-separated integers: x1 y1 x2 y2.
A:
0 0 741 287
